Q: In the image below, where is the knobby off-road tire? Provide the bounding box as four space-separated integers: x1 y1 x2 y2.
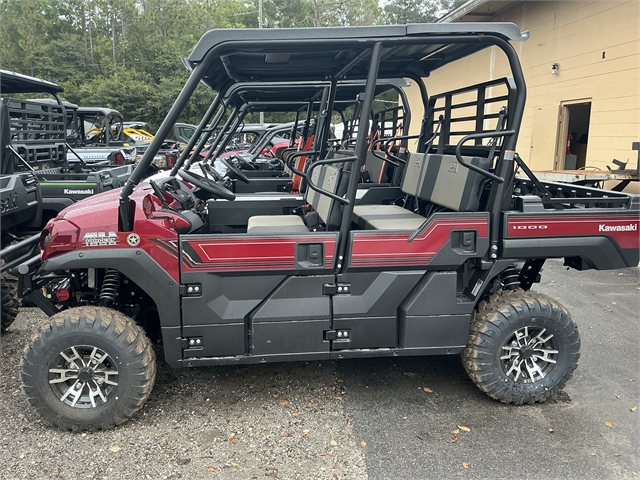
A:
21 306 156 431
462 289 580 404
1 271 20 334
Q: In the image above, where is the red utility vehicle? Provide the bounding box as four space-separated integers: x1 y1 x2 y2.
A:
17 24 639 432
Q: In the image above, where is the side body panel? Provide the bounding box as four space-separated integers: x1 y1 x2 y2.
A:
503 211 640 268
180 233 338 359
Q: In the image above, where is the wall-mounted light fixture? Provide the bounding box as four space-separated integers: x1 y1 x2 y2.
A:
551 63 559 75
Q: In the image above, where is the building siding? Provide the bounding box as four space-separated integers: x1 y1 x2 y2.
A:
406 0 639 173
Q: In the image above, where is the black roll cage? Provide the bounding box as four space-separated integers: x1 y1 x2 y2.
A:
119 24 528 267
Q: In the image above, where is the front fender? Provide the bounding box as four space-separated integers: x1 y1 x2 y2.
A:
41 248 182 367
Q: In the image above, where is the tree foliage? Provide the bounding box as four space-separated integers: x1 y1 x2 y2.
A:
0 0 460 128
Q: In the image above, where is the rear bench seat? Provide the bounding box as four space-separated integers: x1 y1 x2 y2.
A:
246 164 349 234
352 153 491 230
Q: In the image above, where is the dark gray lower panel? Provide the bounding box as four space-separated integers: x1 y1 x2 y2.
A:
182 323 245 358
251 319 329 355
332 317 396 349
181 273 286 325
177 346 463 367
502 237 631 270
399 314 470 349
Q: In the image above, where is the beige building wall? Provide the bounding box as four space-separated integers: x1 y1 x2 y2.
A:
406 0 640 172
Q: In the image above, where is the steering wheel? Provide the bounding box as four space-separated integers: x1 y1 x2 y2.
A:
220 157 250 184
178 169 236 201
232 153 257 171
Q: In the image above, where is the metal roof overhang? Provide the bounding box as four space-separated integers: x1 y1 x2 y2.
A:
438 1 524 24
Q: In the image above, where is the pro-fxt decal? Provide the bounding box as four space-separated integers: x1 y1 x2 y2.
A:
83 231 119 247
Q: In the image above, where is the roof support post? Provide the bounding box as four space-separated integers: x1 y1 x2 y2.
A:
183 103 226 170
335 42 383 272
171 92 222 175
119 49 216 231
205 106 243 162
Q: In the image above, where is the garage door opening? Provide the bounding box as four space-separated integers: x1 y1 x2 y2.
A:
555 100 591 170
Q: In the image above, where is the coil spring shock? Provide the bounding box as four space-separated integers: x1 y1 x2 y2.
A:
501 266 521 291
99 269 122 306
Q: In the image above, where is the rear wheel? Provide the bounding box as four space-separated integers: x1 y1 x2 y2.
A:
1 271 19 334
21 306 156 431
462 289 580 404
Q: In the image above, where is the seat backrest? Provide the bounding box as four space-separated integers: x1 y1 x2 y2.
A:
274 145 289 161
401 153 491 212
306 164 350 230
289 135 315 193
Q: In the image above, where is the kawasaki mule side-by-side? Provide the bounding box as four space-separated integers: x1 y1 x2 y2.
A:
16 24 639 431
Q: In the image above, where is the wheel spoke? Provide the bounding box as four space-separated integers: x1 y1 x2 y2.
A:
94 369 119 387
532 348 558 364
88 347 108 368
60 380 85 407
48 368 79 384
531 328 554 347
500 346 520 360
525 358 545 380
505 360 523 381
87 381 107 408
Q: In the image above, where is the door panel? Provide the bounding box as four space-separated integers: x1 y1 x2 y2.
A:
346 213 489 270
181 233 337 273
250 275 333 355
331 271 425 349
179 233 337 359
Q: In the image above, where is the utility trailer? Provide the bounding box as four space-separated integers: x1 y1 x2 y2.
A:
16 24 639 432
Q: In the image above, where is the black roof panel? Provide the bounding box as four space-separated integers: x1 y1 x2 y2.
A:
0 69 63 95
185 23 525 92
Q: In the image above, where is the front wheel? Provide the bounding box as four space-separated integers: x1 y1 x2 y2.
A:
462 289 580 404
21 306 156 431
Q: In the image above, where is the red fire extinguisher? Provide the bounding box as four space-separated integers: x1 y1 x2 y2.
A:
566 132 572 155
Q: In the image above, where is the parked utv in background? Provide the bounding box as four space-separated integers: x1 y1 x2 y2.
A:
28 99 136 167
74 107 136 165
0 70 137 229
16 24 639 432
0 72 44 332
122 121 180 169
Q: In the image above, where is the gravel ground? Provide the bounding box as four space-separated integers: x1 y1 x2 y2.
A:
0 310 366 479
1 260 638 479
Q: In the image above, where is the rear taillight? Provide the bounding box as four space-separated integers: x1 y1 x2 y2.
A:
168 155 176 167
114 152 124 165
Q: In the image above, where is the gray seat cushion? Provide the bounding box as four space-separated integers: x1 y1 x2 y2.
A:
352 204 417 229
247 215 308 234
365 216 426 231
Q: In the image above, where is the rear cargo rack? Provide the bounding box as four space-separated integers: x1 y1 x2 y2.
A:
513 178 632 209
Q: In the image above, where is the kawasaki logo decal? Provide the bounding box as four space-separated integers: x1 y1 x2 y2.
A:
63 188 95 195
598 224 637 232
